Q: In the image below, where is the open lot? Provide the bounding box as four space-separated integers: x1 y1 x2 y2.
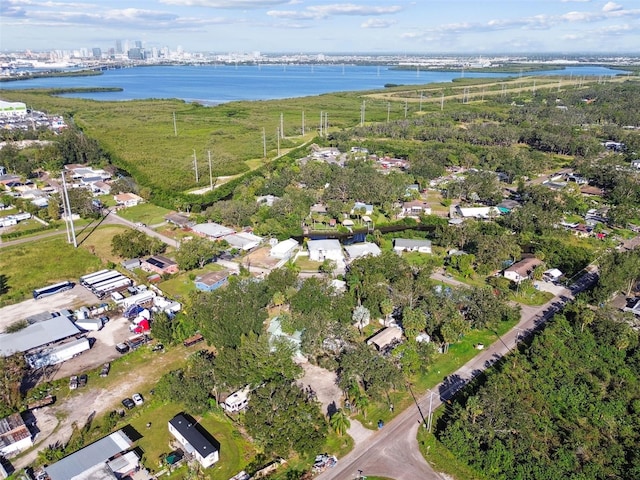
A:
0 285 99 332
242 246 282 270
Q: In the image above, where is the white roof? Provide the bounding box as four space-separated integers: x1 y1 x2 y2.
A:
193 223 235 238
270 238 299 255
457 206 500 218
307 239 342 252
223 232 262 250
544 268 563 278
0 316 80 356
344 242 382 259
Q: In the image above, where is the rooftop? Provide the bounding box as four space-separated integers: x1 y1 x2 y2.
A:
169 414 219 459
45 430 133 480
0 316 80 356
193 222 235 238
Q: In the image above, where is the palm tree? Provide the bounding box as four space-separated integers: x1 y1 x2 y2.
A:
329 409 351 436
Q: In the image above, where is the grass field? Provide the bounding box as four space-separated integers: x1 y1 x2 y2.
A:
0 236 103 306
76 224 129 264
117 204 171 226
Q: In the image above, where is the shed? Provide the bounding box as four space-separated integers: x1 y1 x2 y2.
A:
543 268 563 282
270 238 299 260
0 413 32 456
121 258 141 270
367 327 404 352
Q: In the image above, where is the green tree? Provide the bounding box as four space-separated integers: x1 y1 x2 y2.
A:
175 236 226 271
329 409 351 436
0 354 26 413
111 229 166 258
245 379 327 458
151 311 176 345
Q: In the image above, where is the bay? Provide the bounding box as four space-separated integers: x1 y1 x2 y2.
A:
0 64 626 104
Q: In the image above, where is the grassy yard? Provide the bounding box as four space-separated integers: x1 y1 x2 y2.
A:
117 203 171 226
127 403 256 479
158 263 226 300
0 236 103 306
294 256 323 272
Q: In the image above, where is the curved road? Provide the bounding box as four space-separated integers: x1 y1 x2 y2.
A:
317 271 599 480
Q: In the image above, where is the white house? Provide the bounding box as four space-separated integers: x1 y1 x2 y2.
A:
113 193 143 208
221 386 251 413
400 200 431 218
192 222 235 239
504 257 543 284
455 206 500 219
270 238 299 260
393 238 432 254
223 232 262 251
307 239 344 263
344 242 381 261
168 414 220 468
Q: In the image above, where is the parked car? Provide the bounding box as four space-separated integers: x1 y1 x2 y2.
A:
152 344 164 352
100 363 111 377
135 222 146 228
69 376 78 390
78 374 88 387
132 393 144 406
121 398 135 409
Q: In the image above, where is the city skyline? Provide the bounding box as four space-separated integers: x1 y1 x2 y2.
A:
1 0 639 54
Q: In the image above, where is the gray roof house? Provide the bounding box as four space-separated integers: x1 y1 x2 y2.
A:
0 316 80 357
393 238 432 254
44 430 135 480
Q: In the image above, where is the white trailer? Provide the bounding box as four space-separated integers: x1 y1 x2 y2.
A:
93 278 133 296
80 269 110 285
90 275 130 291
120 290 156 308
26 337 91 369
75 318 103 331
84 271 122 287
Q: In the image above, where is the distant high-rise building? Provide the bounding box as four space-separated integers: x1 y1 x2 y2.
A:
127 48 145 60
115 40 123 54
135 41 142 49
92 48 102 59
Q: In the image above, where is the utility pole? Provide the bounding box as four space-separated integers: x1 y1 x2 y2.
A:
427 391 435 432
419 91 423 112
440 92 444 111
193 149 199 183
276 128 280 156
262 127 267 158
208 150 213 191
387 102 390 123
319 111 323 137
360 100 366 127
324 112 328 135
61 171 77 248
280 112 284 139
301 110 305 136
404 100 408 118
172 112 177 136
61 172 71 244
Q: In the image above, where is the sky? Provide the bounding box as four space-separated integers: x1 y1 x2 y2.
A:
0 0 639 54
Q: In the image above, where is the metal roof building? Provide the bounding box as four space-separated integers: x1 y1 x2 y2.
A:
0 316 80 357
193 222 235 239
44 430 134 480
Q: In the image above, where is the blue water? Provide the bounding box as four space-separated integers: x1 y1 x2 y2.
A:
0 64 626 104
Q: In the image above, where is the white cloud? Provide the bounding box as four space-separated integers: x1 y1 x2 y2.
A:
159 0 290 7
268 3 402 20
602 1 623 12
361 18 395 28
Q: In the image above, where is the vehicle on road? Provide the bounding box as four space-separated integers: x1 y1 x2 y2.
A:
100 363 110 377
33 281 75 300
135 222 146 228
132 393 144 406
121 398 135 409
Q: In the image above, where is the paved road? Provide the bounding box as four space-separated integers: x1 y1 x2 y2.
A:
317 271 599 480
